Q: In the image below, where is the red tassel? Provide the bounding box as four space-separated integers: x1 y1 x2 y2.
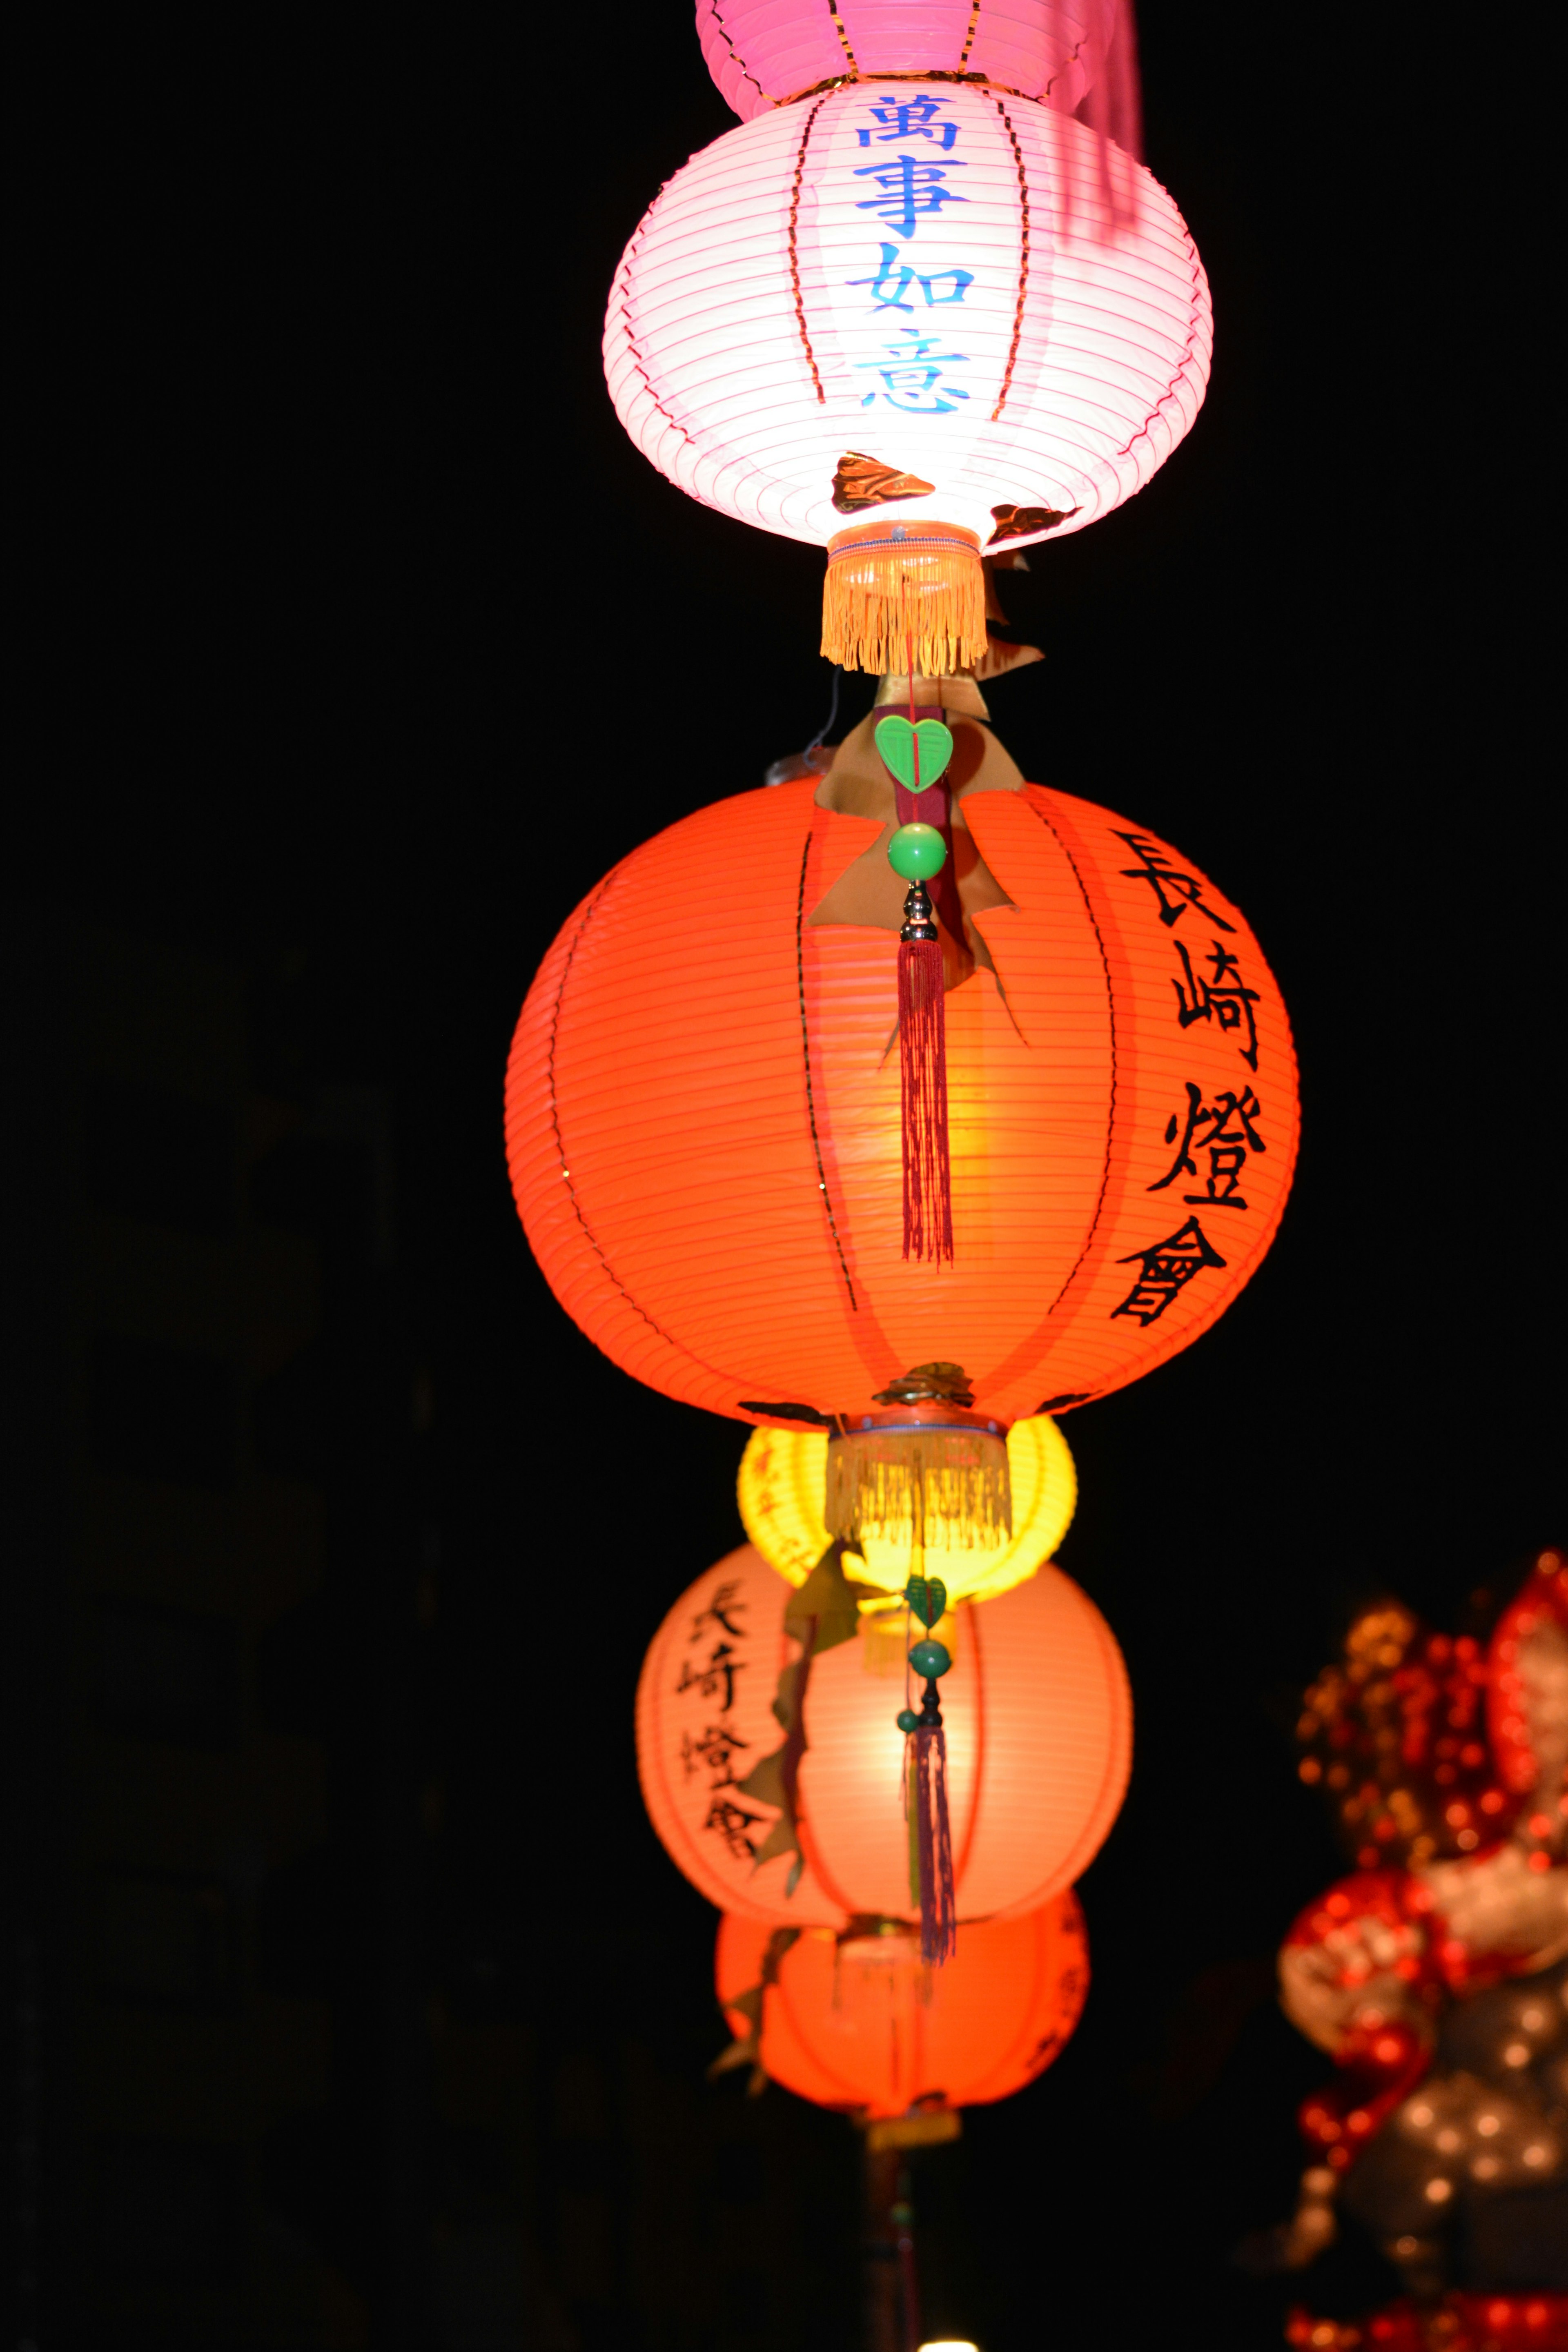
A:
912 1720 956 1966
898 924 953 1263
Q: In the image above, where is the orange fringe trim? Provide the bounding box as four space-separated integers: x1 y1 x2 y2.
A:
822 523 986 676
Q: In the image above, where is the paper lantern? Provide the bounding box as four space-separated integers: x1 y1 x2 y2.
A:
715 1896 1088 2116
604 82 1209 669
505 744 1297 1434
697 0 1118 127
738 1410 1074 1606
635 1543 1130 1928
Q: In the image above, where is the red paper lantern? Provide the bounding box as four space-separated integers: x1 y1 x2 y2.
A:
635 1543 1130 1929
506 746 1296 1432
716 1896 1088 2116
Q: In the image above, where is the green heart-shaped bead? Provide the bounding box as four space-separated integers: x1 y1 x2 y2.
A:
874 713 953 793
904 1575 948 1628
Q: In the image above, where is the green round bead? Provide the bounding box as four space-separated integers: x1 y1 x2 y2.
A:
887 822 948 881
908 1638 952 1679
895 1707 920 1734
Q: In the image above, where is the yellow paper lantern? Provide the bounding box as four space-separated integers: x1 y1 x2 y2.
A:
737 1414 1076 1609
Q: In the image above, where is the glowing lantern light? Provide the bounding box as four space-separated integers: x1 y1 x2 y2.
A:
604 82 1209 671
715 1895 1088 2116
635 1544 1130 1929
738 1410 1075 1607
505 749 1297 1435
698 0 1120 129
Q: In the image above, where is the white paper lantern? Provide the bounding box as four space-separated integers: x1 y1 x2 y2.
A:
604 82 1209 669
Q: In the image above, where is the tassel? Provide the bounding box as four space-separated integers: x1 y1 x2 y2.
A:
910 1693 956 1967
898 887 953 1263
822 521 986 676
826 1424 1011 1552
900 1584 956 1967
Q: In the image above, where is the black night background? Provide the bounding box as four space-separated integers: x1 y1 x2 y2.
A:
9 4 1562 2347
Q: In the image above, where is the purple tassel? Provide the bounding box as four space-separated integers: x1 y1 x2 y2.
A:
912 1717 956 1966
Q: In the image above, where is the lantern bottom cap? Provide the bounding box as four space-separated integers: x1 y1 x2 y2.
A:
824 521 986 678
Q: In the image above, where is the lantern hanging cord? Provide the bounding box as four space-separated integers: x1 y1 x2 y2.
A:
804 664 841 757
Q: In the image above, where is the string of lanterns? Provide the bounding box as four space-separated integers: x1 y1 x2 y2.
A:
494 0 1395 2343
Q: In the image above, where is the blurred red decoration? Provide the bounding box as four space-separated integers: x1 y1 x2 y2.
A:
636 1543 1129 1929
715 1896 1087 2117
1286 2293 1568 2350
1489 1550 1568 1800
1297 1606 1516 1873
1274 1550 1568 2339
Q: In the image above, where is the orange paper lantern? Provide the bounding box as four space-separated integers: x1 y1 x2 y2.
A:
716 1897 1089 2117
635 1543 1130 1929
506 746 1296 1432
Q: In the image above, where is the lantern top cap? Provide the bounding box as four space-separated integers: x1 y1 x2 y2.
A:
874 1361 975 1408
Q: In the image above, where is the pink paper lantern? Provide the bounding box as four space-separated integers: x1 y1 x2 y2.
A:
697 0 1117 125
604 80 1209 669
